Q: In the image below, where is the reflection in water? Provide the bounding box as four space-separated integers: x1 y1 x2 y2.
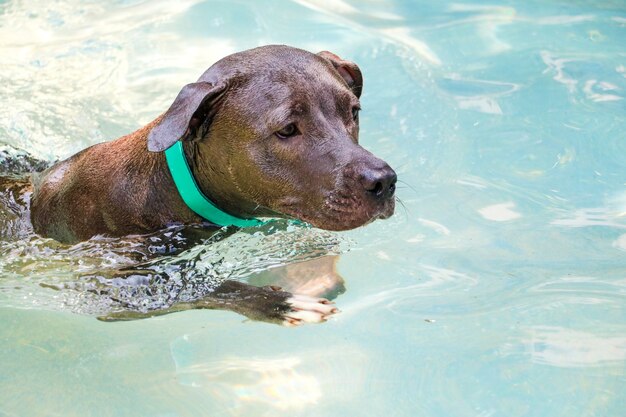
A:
613 234 626 251
525 326 626 367
541 50 625 104
541 51 579 93
175 355 321 410
169 332 371 415
529 275 626 297
0 0 227 160
551 207 626 229
417 218 451 235
437 76 521 115
478 202 522 222
378 27 441 65
583 79 623 102
294 0 441 65
342 263 478 318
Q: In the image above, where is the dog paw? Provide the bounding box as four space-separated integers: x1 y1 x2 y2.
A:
282 294 339 327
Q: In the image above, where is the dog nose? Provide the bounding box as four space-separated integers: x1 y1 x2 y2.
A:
360 165 397 200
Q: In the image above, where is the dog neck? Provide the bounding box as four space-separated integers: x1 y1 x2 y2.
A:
180 140 280 220
165 141 264 227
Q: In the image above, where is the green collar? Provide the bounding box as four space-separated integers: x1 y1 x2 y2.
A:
164 141 264 228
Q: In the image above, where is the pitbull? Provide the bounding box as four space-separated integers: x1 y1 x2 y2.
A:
23 45 397 325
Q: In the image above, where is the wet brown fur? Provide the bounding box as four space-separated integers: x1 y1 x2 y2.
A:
30 45 396 245
31 118 201 243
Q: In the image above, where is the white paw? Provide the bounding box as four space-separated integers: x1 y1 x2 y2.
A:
283 294 339 326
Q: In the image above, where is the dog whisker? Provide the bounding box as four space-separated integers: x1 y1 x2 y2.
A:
397 179 418 195
395 196 410 222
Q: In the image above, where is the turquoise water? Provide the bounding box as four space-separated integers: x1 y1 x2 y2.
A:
1 0 626 416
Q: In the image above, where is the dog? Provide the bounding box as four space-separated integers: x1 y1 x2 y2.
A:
8 45 397 326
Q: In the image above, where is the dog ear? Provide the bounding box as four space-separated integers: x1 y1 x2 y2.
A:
147 81 227 152
317 51 363 98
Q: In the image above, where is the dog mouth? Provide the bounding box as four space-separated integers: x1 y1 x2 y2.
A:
275 191 396 231
265 156 398 231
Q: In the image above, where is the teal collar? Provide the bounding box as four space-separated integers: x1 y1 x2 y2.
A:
164 141 264 228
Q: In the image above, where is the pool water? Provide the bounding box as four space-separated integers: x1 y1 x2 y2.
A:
1 0 625 416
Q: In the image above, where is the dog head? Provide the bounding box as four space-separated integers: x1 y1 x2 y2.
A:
148 45 396 231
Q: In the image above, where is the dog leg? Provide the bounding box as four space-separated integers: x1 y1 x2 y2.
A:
247 255 346 300
98 279 338 326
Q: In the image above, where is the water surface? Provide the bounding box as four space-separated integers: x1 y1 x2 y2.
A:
1 0 625 416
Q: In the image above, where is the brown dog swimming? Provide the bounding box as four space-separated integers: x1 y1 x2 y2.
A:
23 45 397 325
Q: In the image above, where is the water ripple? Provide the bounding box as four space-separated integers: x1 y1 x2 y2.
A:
0 223 350 315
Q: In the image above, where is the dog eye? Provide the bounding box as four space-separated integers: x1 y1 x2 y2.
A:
275 123 299 139
352 107 360 121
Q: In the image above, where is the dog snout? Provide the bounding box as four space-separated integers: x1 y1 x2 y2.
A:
359 164 397 200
